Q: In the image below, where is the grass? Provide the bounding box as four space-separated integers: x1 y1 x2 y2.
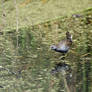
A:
0 0 92 92
0 0 92 29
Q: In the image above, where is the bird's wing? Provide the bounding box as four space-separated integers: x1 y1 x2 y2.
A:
57 40 67 48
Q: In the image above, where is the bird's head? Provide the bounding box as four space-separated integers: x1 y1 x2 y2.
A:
50 45 57 50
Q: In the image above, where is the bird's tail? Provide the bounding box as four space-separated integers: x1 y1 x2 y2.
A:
66 31 72 41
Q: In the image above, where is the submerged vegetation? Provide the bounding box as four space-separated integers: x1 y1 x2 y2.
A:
0 0 92 92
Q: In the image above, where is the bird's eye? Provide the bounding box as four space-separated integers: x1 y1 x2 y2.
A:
51 46 54 49
50 45 56 50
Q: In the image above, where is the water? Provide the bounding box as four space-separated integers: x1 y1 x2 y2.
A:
0 12 92 92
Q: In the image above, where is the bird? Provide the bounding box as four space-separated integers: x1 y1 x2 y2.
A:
50 31 72 54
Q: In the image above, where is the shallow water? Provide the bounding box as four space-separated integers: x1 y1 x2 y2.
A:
0 6 92 92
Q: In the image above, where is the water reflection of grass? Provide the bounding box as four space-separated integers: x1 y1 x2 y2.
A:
0 7 92 92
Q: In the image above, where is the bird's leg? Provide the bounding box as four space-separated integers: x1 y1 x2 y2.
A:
59 53 66 60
